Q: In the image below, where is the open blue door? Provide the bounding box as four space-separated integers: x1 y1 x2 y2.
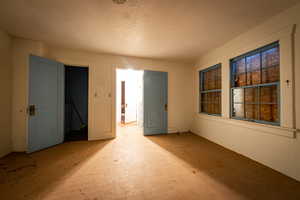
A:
143 70 168 135
28 55 64 153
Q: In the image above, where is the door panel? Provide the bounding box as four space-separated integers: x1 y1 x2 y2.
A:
143 70 168 135
28 55 64 153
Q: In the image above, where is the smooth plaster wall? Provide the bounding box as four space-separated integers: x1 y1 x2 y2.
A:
11 42 193 152
192 3 300 181
0 30 12 157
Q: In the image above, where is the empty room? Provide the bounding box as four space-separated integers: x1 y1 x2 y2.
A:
1 0 300 199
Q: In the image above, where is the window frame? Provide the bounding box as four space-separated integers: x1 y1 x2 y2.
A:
199 63 222 116
230 42 280 126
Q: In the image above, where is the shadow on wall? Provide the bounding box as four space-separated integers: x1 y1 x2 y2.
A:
146 133 300 199
0 140 111 199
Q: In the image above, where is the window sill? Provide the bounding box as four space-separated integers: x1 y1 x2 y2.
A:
199 112 221 117
196 113 296 138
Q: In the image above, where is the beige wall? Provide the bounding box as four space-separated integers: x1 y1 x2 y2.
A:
11 42 193 152
0 30 12 157
192 3 300 181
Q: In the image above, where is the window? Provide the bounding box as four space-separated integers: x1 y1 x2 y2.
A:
230 42 280 125
199 64 221 115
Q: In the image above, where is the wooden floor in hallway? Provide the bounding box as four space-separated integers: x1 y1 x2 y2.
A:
1 126 300 200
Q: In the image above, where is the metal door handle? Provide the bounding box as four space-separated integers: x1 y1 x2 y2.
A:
28 105 36 116
165 104 168 112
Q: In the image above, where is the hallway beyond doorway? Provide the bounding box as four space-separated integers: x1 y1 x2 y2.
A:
116 69 144 131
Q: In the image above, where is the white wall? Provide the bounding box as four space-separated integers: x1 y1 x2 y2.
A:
192 3 300 181
0 30 12 157
10 42 193 151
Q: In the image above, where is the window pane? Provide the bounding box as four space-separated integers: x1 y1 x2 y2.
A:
260 104 278 122
209 68 217 90
260 85 277 103
201 93 208 113
246 53 261 85
235 73 246 87
201 92 221 115
262 47 279 83
207 92 213 114
200 64 221 115
210 92 221 114
203 71 208 91
203 70 213 90
245 104 259 120
232 103 244 118
245 87 258 103
233 88 244 103
203 70 210 90
262 67 279 84
236 59 246 73
233 59 246 87
216 67 221 89
213 92 221 114
260 85 278 123
202 67 221 90
262 47 279 68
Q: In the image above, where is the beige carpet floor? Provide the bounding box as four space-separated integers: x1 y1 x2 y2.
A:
0 126 300 200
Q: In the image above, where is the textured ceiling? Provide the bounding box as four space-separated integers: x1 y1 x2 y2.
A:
0 0 298 62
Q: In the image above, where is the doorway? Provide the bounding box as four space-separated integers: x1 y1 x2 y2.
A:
64 66 89 141
116 69 168 136
28 56 91 153
116 69 144 135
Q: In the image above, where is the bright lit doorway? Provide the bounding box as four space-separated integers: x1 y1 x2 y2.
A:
116 69 144 136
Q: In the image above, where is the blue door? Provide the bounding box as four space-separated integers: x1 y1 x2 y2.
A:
143 70 168 135
28 55 64 153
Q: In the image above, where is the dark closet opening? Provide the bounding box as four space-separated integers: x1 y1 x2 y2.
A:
64 66 89 142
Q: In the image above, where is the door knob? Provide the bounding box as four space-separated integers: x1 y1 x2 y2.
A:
165 104 168 112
